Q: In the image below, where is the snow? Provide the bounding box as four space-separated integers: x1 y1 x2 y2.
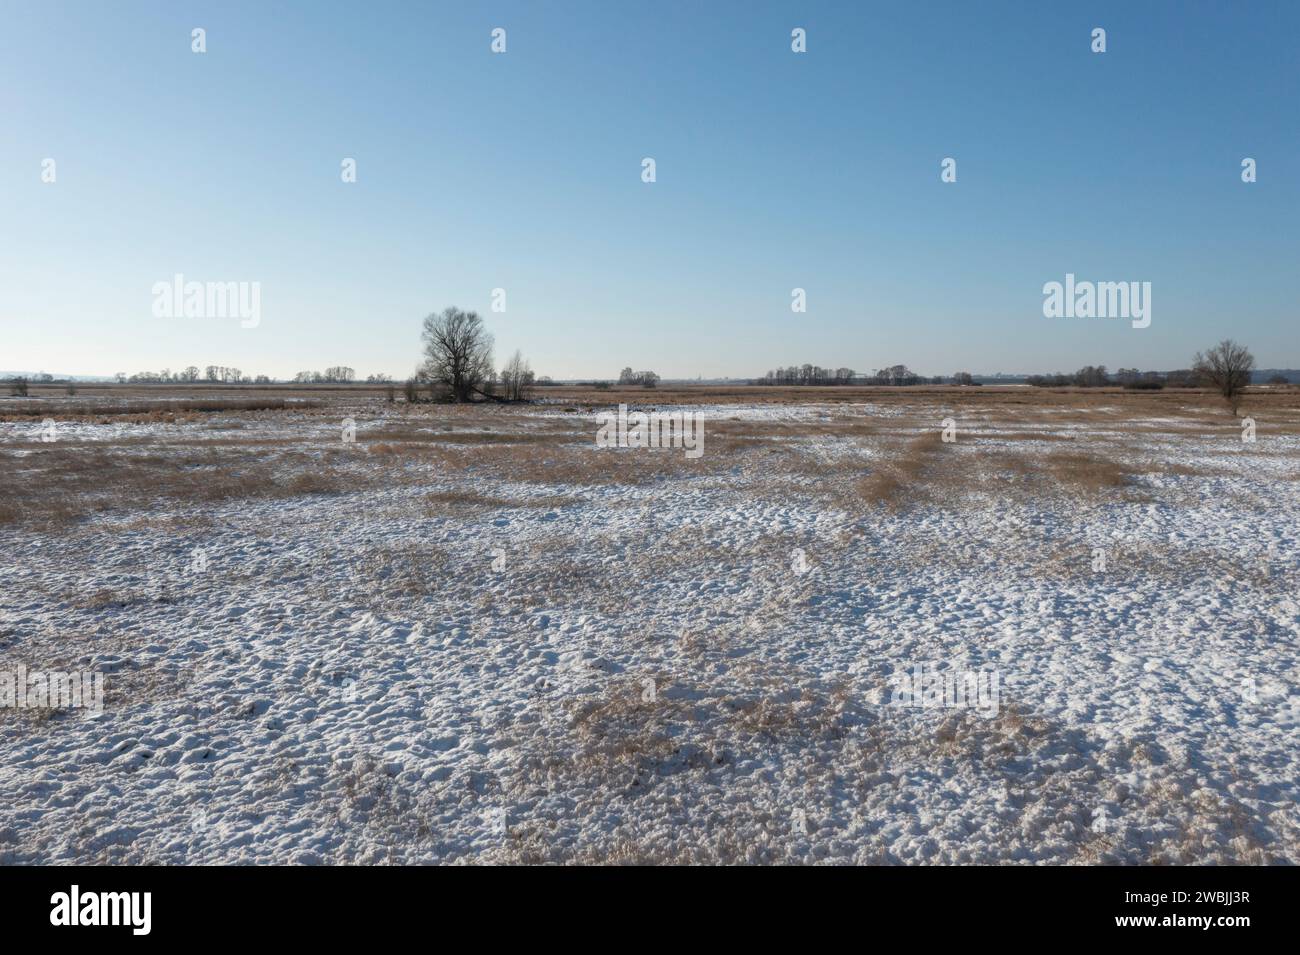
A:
1 400 1297 864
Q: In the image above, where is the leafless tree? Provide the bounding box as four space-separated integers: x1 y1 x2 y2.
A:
618 367 660 388
872 364 920 386
758 365 856 386
618 368 660 388
1193 339 1255 413
1073 365 1109 387
500 350 534 401
421 307 494 402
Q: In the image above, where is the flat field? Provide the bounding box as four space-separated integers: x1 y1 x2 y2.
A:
1 385 1297 863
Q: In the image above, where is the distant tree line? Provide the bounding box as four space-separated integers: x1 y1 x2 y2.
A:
1024 341 1264 414
293 367 355 383
5 374 80 396
758 365 857 386
619 367 660 388
867 364 924 386
1025 365 1200 390
87 366 405 386
108 366 271 384
755 364 982 386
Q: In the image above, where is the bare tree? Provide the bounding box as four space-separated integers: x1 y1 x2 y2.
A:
1193 339 1255 413
618 368 659 388
1073 365 1109 388
873 364 920 386
500 350 534 401
421 307 494 402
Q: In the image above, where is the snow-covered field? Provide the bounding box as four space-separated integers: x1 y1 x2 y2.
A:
2 392 1298 864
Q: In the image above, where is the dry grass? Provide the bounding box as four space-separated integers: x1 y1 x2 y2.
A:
855 431 948 511
0 446 363 527
367 541 453 597
0 397 315 420
5 387 1295 530
1040 451 1134 490
1074 768 1292 865
5 387 1298 866
1001 449 1137 494
423 490 579 512
846 438 1143 515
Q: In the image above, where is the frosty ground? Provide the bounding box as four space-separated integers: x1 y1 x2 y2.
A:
1 387 1297 864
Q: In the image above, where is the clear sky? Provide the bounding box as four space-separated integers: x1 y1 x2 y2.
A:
2 0 1296 380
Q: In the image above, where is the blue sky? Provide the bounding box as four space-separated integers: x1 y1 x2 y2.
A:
2 0 1296 380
